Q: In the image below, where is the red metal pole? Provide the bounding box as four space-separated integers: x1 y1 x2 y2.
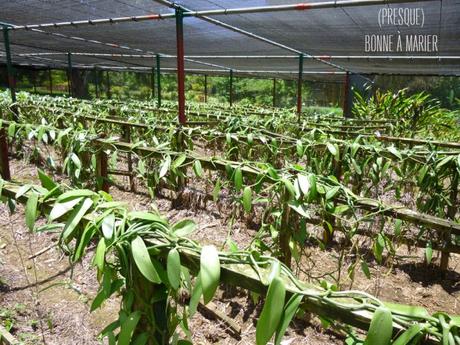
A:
176 8 186 125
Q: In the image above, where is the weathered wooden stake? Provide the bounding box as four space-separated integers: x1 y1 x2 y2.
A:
122 125 135 192
96 143 109 193
0 128 11 180
441 166 459 272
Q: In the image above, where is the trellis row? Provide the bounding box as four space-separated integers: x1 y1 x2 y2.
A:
0 179 455 345
0 118 458 272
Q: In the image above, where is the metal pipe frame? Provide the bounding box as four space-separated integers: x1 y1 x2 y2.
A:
9 52 460 62
229 69 234 107
67 52 72 96
7 0 433 31
204 75 208 103
156 54 162 107
297 54 304 117
151 67 155 100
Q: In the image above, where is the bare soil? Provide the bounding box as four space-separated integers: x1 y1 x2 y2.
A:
0 157 459 345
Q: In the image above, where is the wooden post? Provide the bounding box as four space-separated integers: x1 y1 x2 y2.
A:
0 128 11 181
122 125 135 192
342 72 351 118
279 191 292 268
441 166 458 272
96 142 109 193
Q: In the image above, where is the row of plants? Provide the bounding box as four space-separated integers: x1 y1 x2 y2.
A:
3 116 459 282
2 175 460 345
9 98 460 227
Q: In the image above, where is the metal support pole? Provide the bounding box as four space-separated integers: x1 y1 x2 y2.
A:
156 54 162 108
272 78 276 108
151 67 155 100
49 68 53 95
176 8 186 125
106 71 111 99
204 75 208 103
296 53 304 120
229 69 234 107
94 68 99 99
2 26 17 120
343 72 351 118
67 52 73 97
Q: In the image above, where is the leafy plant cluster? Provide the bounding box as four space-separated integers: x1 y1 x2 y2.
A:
3 175 460 345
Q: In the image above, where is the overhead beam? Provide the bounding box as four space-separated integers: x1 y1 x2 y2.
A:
7 0 434 30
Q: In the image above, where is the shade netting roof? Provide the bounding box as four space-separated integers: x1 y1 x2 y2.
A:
0 0 458 80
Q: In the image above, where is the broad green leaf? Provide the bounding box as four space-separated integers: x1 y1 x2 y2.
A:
297 174 310 196
129 211 166 224
394 219 402 236
101 213 115 240
274 294 303 345
172 153 187 169
131 333 149 345
117 311 141 345
234 168 243 191
193 160 203 177
383 302 429 319
172 219 196 237
242 186 252 213
49 197 83 220
256 277 286 345
325 186 340 200
425 242 433 264
62 198 93 242
363 306 393 345
200 245 220 304
392 324 422 345
94 238 106 272
159 155 171 178
388 146 402 160
361 261 371 279
326 142 338 158
15 184 31 199
25 192 39 231
57 189 95 203
167 248 181 290
131 236 161 284
282 179 295 199
189 275 202 317
307 174 317 202
38 169 58 191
